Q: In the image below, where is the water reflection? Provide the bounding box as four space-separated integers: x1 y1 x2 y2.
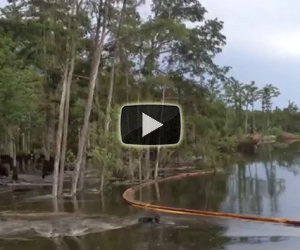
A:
1 143 300 249
140 142 300 220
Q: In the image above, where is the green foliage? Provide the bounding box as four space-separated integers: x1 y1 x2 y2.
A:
0 0 299 183
217 136 237 153
259 84 280 113
265 127 283 136
91 132 123 178
0 31 42 131
66 150 76 164
89 106 124 179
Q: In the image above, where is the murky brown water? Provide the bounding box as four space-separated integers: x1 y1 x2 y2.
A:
1 143 300 249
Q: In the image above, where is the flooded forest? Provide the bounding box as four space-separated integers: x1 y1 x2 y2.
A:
1 0 300 249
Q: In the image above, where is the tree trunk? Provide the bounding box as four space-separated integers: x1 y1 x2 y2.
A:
128 149 134 180
22 133 26 153
104 0 127 134
79 131 88 192
102 0 128 185
138 150 142 181
145 148 151 180
58 39 76 196
52 62 69 197
251 104 255 133
71 0 109 196
27 112 31 154
100 164 105 192
73 50 101 194
104 62 115 134
154 146 160 179
245 107 248 134
124 66 134 180
8 130 18 181
100 62 115 189
154 182 160 201
55 0 78 196
78 149 86 192
44 113 51 161
154 86 166 179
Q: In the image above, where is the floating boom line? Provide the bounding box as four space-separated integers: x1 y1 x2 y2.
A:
123 171 300 226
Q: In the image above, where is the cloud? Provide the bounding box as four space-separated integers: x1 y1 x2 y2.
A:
201 0 300 107
0 0 6 8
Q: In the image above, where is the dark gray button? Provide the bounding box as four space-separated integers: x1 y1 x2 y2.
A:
120 104 181 146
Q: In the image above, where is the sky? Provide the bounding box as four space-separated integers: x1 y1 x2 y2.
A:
141 0 300 108
1 0 300 108
201 0 300 108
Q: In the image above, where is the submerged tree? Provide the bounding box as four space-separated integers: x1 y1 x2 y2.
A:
259 84 280 129
243 81 259 133
0 0 295 195
0 31 42 180
71 0 110 196
246 81 259 133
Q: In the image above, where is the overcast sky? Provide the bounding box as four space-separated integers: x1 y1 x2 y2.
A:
140 0 300 108
201 0 300 108
1 0 299 107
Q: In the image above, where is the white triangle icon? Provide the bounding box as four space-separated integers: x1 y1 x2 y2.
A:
142 113 163 137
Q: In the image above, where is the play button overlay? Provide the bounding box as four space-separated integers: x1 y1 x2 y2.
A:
142 113 163 137
120 104 181 146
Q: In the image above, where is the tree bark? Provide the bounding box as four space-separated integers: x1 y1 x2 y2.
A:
52 62 69 197
44 113 51 161
71 0 109 196
100 62 115 190
145 148 151 180
78 148 87 192
124 66 134 180
154 86 166 179
138 151 142 181
58 57 74 195
104 0 127 135
79 130 88 192
102 0 128 186
104 62 115 134
54 0 78 196
8 129 18 181
100 164 105 192
58 36 76 196
245 106 248 134
154 146 160 179
252 104 255 133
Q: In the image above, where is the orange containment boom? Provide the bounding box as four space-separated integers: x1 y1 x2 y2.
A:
123 171 300 226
